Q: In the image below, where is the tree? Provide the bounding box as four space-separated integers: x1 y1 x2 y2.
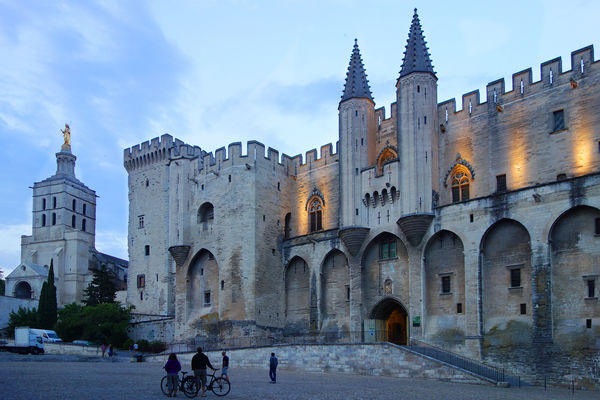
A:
55 302 131 346
38 261 58 329
83 267 116 306
7 306 38 334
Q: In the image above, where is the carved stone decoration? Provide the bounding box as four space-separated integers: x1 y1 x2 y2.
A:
304 186 326 210
397 213 434 247
443 154 475 187
338 226 370 257
384 279 393 295
168 245 191 268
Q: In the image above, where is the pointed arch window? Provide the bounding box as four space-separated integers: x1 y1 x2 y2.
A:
376 146 398 176
308 197 323 233
451 172 470 203
198 202 214 231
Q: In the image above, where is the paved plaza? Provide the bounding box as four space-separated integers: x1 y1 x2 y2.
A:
0 353 597 400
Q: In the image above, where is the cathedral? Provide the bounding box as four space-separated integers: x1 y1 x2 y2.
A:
4 126 127 307
124 10 600 382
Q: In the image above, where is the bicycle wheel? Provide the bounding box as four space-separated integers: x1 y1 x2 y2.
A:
182 375 199 398
160 376 169 396
210 377 230 396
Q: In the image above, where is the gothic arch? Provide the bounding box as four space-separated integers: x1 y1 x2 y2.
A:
444 154 475 187
480 219 532 342
320 250 349 333
376 146 398 176
367 296 408 345
198 202 214 230
284 256 311 333
423 230 465 345
14 281 32 299
186 249 219 320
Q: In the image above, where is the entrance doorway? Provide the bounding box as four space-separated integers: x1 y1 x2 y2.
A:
367 298 408 345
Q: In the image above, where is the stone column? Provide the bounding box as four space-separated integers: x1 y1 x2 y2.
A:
531 240 553 377
168 245 190 338
463 245 482 358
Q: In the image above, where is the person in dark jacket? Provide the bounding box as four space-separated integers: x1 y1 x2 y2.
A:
164 353 182 397
221 351 230 382
192 347 215 397
269 352 278 383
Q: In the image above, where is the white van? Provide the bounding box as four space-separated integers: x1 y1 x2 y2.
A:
30 329 63 343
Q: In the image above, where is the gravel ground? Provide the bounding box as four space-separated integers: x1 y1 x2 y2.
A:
0 352 597 400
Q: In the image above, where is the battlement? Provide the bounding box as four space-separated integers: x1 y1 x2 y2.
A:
438 45 597 122
198 140 339 177
123 134 204 172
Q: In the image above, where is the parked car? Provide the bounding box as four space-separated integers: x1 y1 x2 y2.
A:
30 329 63 343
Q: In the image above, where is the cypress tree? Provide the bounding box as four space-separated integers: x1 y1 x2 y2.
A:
38 260 58 329
83 267 116 306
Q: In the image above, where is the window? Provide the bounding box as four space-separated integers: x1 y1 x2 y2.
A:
42 198 46 210
441 276 451 294
346 286 350 301
557 173 567 181
553 109 565 132
198 202 214 230
82 203 86 215
379 237 397 260
520 303 527 315
595 218 600 235
469 214 474 223
451 172 470 202
456 303 463 314
145 245 150 256
53 197 57 208
221 280 225 290
52 213 56 225
72 199 76 211
42 214 46 227
71 215 76 228
140 292 143 301
496 174 507 192
510 268 521 288
587 279 596 298
204 291 211 306
137 274 145 288
309 198 323 232
81 219 86 232
284 213 291 239
586 319 592 329
138 215 144 229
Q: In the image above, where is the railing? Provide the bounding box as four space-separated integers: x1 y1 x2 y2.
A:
407 338 520 386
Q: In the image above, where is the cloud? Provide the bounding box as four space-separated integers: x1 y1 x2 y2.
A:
95 229 128 261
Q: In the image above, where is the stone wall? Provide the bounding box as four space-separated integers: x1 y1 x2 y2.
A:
146 343 490 385
0 296 38 331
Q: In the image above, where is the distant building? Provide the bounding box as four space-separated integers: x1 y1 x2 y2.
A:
124 10 599 384
4 138 127 306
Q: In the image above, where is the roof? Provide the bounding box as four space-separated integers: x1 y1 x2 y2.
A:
340 39 374 103
399 9 436 79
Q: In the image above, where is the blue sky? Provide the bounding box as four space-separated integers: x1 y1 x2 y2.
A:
1 0 599 276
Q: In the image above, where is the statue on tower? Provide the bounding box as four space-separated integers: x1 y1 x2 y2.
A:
61 123 71 151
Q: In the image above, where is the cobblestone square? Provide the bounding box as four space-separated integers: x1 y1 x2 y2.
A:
0 353 598 400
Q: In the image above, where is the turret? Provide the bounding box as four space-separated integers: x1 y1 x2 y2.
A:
338 39 376 229
396 9 438 246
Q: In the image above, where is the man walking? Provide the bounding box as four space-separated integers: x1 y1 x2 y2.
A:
221 351 230 382
192 347 215 397
269 352 278 383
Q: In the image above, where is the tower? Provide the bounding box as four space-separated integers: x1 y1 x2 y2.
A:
396 9 438 246
338 39 376 228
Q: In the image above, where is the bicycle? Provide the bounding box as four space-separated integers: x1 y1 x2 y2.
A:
186 368 231 397
160 370 197 398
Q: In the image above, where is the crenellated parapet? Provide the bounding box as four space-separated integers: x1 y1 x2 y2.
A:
437 45 597 124
123 134 204 172
198 140 339 177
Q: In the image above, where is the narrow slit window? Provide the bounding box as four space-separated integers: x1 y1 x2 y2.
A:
587 279 596 298
456 303 463 313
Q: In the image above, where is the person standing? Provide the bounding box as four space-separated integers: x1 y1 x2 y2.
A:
107 344 113 357
192 347 215 397
269 352 278 383
100 343 106 357
221 351 229 382
164 353 181 397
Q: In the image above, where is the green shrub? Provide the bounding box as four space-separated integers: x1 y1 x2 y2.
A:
149 340 167 353
122 338 134 350
137 339 150 352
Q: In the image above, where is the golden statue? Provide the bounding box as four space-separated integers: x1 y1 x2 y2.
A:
61 124 71 150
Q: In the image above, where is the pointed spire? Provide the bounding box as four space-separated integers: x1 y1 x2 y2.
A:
399 9 435 79
341 39 374 103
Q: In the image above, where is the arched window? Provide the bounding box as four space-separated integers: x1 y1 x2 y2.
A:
72 199 76 211
451 171 470 203
42 214 46 227
381 189 388 206
390 187 397 202
309 197 323 232
15 281 32 299
376 147 398 176
82 219 86 232
52 197 56 208
42 198 46 210
284 213 292 239
82 203 86 215
365 193 371 206
72 215 76 228
373 191 379 207
198 202 214 231
52 213 56 225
